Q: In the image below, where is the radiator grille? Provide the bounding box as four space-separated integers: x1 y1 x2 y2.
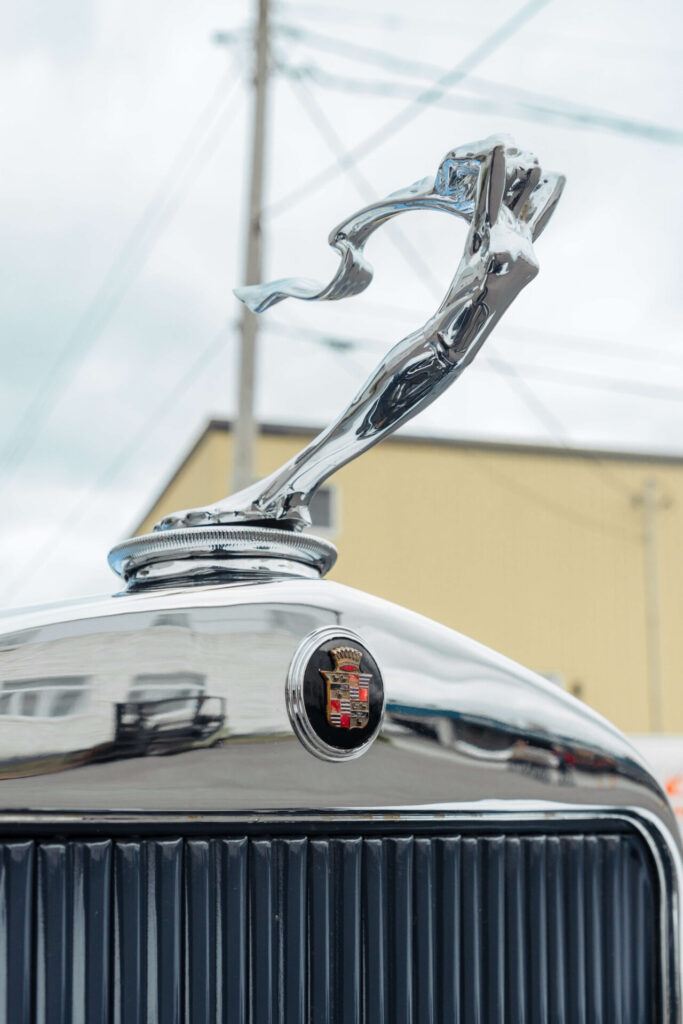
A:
0 830 659 1023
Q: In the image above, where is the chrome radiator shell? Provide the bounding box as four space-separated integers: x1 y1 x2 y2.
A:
0 577 681 1017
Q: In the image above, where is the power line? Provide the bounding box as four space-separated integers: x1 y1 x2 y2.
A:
499 324 683 370
266 0 552 218
261 320 638 537
275 9 640 506
276 21 445 79
279 60 683 148
261 320 640 498
481 357 683 404
275 1 466 34
267 76 641 500
277 2 683 67
463 452 639 541
261 68 677 499
278 23 683 148
286 75 441 296
264 320 683 405
0 64 243 496
3 324 234 603
300 296 683 371
479 348 634 498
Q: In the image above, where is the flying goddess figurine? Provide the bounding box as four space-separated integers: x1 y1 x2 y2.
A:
157 135 564 533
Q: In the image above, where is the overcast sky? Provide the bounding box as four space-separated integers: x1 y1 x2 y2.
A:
0 0 682 609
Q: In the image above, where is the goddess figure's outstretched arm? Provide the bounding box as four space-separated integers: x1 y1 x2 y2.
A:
157 137 564 532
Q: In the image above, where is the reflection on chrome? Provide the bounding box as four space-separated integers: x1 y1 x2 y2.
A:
0 600 336 779
0 580 670 828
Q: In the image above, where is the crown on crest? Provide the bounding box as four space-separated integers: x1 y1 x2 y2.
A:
330 647 363 669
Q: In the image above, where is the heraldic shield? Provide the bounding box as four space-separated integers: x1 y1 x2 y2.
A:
320 646 371 730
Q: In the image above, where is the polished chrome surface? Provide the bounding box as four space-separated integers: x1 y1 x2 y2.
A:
157 135 564 534
109 525 337 586
0 577 674 824
0 579 680 1012
286 625 385 761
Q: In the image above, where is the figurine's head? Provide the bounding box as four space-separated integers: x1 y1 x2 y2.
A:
434 136 542 221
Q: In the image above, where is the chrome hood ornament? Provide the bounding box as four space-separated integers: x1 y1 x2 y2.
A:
109 135 564 586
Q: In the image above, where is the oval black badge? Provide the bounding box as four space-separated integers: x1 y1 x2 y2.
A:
287 627 385 761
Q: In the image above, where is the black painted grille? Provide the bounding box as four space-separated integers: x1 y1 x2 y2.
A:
0 830 658 1023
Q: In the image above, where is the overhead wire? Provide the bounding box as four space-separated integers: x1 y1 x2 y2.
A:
6 1 664 596
279 60 683 147
497 324 683 370
259 321 639 540
278 74 637 500
304 296 683 370
286 74 441 295
261 317 638 500
277 2 683 68
266 0 552 218
480 357 683 404
263 320 683 406
0 61 244 496
3 323 234 603
276 23 683 146
276 22 447 79
274 2 467 35
462 454 640 542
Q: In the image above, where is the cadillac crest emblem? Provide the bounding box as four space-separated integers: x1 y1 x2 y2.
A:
286 627 385 761
321 646 371 730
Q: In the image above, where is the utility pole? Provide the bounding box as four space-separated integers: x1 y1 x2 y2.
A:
233 0 269 492
640 477 664 732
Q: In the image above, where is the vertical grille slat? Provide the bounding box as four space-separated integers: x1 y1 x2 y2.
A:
363 838 387 1024
219 838 247 1024
152 839 183 1024
1 840 34 1024
484 837 506 1023
461 838 483 1024
184 840 216 1024
585 835 606 1023
282 837 307 1024
338 838 362 1024
632 833 656 1024
114 841 147 1024
250 838 276 1024
565 835 588 1024
526 836 549 1024
36 843 70 1024
546 836 567 1024
505 837 526 1024
309 839 332 1024
437 836 460 1024
414 837 436 1024
605 836 625 1024
72 840 112 1024
0 828 661 1023
390 836 414 1024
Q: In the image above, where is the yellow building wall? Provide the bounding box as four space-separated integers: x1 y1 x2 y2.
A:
137 427 683 735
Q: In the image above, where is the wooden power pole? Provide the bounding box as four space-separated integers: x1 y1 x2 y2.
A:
233 0 269 492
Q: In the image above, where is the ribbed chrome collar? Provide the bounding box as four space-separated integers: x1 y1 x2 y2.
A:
108 526 337 590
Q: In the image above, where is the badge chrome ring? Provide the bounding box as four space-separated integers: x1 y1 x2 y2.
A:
286 626 385 762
